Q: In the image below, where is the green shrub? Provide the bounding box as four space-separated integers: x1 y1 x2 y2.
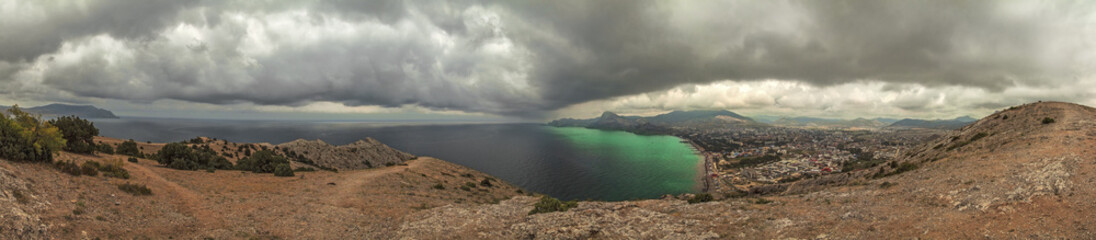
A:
49 115 98 154
273 163 294 177
54 160 82 176
236 150 288 173
97 143 114 154
98 159 130 179
155 142 233 171
687 193 714 204
433 183 445 190
117 183 152 196
80 161 100 176
116 139 141 157
460 185 472 191
879 181 897 189
969 132 988 142
480 178 494 187
127 157 138 163
293 167 315 172
528 196 578 215
1042 117 1055 124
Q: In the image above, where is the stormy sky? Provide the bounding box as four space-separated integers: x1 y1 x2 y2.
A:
1 0 1094 120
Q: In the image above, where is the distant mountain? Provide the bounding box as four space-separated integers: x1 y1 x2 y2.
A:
548 110 756 134
886 116 976 130
0 104 119 118
771 117 887 128
873 117 902 124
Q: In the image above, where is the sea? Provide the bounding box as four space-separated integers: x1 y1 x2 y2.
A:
92 117 701 201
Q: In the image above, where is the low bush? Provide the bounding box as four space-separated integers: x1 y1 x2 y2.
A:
432 183 445 190
98 159 130 179
54 161 82 176
117 183 152 196
293 167 315 172
528 196 578 215
273 163 294 177
127 157 138 163
969 132 988 142
480 177 494 187
1042 117 1055 124
155 142 233 171
80 161 100 176
97 143 114 155
687 193 714 204
236 150 287 173
879 181 897 189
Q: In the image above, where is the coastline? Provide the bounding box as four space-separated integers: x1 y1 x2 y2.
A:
683 138 713 193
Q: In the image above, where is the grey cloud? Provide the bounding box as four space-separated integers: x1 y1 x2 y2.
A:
0 0 198 62
1 0 1093 117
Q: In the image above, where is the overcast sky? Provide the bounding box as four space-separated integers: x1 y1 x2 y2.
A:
1 0 1094 121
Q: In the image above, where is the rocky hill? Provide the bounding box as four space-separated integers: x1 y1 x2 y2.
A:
277 138 416 170
886 116 976 129
548 110 756 134
3 101 1095 239
0 137 521 239
398 101 1096 239
772 117 888 128
1 103 119 118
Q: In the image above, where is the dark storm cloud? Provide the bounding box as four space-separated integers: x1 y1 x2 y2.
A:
504 0 1089 109
0 0 198 62
0 0 1091 116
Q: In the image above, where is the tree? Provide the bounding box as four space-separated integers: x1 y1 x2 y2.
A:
0 105 64 162
48 116 98 154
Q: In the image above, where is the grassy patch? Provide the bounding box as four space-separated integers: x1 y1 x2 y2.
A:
117 183 153 196
879 181 897 189
98 159 130 179
528 196 578 215
687 193 714 204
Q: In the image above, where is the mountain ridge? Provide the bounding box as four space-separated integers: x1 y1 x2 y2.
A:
1 103 119 118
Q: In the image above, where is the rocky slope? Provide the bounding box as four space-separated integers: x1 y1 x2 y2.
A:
395 101 1096 239
0 137 521 239
278 138 416 170
3 101 1094 239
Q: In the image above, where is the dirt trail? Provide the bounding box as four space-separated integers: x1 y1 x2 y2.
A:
125 162 224 228
326 158 425 207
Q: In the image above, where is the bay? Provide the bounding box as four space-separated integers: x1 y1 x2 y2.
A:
92 117 700 201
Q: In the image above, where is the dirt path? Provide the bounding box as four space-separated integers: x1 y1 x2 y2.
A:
325 158 425 207
125 162 224 228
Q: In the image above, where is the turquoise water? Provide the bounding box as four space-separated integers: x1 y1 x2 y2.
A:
546 127 701 200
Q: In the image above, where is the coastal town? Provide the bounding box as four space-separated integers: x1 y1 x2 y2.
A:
679 126 942 192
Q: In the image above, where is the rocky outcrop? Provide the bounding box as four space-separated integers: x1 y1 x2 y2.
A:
0 164 49 239
398 196 720 239
278 138 415 170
